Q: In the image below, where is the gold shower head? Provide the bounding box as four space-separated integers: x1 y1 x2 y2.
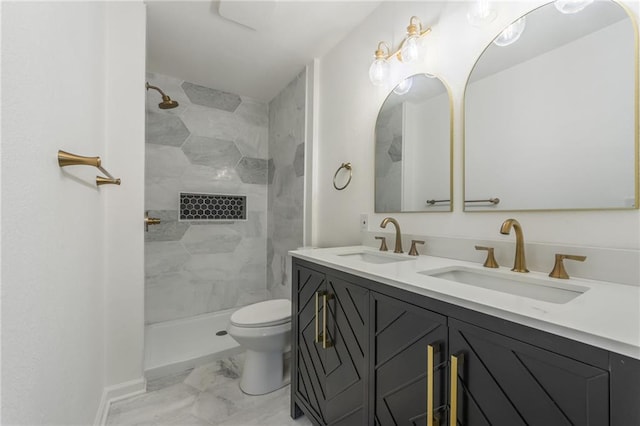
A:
146 82 179 109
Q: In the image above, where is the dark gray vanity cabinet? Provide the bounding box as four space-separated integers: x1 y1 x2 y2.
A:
449 318 609 425
292 263 369 426
291 258 640 426
371 292 448 425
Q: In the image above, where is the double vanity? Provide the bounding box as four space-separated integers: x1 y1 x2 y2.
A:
288 234 640 425
291 0 639 424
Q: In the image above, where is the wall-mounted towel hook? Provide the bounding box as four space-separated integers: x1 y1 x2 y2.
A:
58 150 121 186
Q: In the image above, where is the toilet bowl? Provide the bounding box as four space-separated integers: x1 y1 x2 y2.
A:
227 299 291 395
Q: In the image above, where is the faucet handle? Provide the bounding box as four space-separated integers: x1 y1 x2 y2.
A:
375 236 388 252
549 254 586 279
409 240 425 256
475 245 499 268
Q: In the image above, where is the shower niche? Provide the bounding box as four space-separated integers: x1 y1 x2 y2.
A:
179 192 247 222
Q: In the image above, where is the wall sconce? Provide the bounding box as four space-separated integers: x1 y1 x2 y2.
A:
368 16 432 87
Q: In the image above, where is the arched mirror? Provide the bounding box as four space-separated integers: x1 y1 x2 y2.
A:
375 74 453 212
464 0 638 211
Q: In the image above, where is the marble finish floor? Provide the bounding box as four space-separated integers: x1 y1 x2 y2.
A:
106 354 312 426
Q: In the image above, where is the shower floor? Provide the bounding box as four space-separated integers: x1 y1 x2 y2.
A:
144 308 241 379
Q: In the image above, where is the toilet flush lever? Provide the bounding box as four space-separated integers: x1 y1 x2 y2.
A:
144 211 161 232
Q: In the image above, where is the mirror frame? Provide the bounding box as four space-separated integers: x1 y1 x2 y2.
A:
462 0 639 212
374 73 455 213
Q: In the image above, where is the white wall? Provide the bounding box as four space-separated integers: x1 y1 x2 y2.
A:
315 0 640 251
104 2 146 394
1 2 146 424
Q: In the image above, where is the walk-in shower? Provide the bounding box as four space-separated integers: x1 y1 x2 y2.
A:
143 71 306 378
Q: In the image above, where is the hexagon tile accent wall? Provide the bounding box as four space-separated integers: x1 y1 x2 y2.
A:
145 72 270 324
146 110 190 147
181 81 242 112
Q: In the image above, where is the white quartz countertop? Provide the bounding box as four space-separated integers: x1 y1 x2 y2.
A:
290 246 640 360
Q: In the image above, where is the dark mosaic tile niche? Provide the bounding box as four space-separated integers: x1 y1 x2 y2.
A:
179 192 246 221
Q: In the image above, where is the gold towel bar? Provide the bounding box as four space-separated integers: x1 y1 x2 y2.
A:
58 150 121 186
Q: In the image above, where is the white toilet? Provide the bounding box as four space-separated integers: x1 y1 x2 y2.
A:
227 298 292 395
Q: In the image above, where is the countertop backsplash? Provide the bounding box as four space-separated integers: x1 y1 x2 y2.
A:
362 231 640 287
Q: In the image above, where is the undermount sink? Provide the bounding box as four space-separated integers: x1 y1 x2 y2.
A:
419 266 588 304
337 251 414 265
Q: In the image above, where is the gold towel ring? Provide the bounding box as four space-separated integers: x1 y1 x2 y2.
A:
333 162 352 190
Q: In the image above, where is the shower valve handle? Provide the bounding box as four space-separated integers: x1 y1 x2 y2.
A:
144 211 161 232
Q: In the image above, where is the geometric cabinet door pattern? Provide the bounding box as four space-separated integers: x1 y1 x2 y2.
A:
294 265 369 425
449 318 609 426
373 292 448 426
294 265 325 422
292 261 625 426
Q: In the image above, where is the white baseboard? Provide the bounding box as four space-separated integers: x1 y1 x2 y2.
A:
94 377 147 426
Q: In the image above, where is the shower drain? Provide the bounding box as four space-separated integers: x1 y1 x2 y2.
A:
216 330 228 336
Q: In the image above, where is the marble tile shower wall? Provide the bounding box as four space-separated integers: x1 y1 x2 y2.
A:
267 70 306 300
145 73 272 324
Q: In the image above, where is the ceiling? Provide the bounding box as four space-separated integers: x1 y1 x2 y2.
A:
146 0 382 102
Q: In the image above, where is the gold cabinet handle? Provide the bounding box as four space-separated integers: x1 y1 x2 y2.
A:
450 354 459 426
322 293 333 348
427 345 435 426
315 292 320 343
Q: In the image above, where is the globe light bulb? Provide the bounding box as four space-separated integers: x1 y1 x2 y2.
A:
400 35 420 64
393 76 413 95
493 17 527 47
554 0 594 14
369 58 390 86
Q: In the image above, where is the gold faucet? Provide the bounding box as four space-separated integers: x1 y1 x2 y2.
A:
500 218 529 273
380 217 403 253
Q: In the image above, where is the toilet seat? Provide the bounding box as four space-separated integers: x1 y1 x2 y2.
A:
230 299 291 328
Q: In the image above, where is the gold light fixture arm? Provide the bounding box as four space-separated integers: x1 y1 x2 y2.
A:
373 17 432 63
58 150 121 186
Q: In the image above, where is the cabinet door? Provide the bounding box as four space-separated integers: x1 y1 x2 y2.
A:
292 265 369 426
293 264 327 423
449 319 609 426
372 292 448 426
323 275 369 425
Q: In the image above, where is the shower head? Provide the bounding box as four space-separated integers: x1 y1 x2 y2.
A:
146 82 179 109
